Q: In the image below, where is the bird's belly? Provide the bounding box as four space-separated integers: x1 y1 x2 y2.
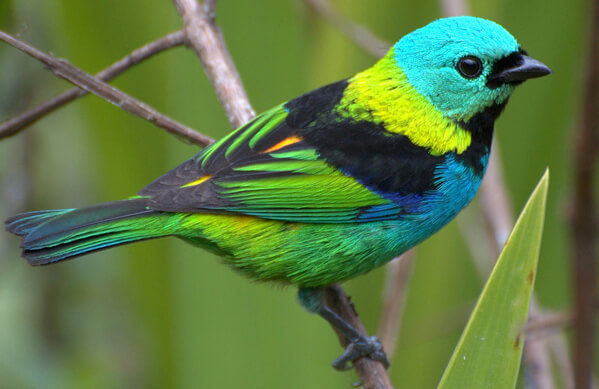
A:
178 214 414 287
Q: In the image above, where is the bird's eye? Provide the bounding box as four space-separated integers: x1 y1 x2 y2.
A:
456 56 483 79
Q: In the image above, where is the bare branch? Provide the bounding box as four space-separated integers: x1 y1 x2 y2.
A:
439 0 470 17
0 30 212 146
526 311 573 339
0 30 189 140
570 0 599 387
173 0 255 129
550 336 576 389
324 285 394 389
204 0 216 16
377 251 414 360
302 0 390 58
479 146 514 249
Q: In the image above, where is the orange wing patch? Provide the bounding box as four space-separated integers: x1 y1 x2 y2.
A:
181 175 213 188
262 135 302 153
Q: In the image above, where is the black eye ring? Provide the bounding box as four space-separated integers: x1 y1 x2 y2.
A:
456 56 483 79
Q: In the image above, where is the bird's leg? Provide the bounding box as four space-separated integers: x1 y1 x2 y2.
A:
298 287 390 370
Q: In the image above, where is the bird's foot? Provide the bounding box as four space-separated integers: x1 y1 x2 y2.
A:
332 335 390 370
298 287 391 371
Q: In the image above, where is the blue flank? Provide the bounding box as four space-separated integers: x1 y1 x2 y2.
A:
356 203 404 222
354 153 486 243
395 154 487 244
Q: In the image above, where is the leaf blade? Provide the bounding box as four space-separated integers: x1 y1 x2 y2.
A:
438 169 549 389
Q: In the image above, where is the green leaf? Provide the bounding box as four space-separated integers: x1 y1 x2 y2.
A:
438 169 549 389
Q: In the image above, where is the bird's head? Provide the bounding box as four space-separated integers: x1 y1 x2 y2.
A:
394 16 551 122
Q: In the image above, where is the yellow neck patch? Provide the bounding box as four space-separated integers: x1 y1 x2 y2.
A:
338 53 471 156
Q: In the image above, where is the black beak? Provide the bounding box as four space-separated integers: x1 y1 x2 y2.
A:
487 53 551 88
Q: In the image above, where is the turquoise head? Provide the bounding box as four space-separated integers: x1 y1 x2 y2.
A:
394 16 551 121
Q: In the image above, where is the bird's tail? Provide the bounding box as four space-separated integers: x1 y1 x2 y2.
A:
5 198 172 265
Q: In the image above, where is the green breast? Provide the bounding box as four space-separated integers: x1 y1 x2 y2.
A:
177 213 410 287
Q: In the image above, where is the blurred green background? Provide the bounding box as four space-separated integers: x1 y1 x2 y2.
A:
0 0 589 387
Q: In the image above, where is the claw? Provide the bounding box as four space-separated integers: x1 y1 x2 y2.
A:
297 287 391 371
332 335 390 370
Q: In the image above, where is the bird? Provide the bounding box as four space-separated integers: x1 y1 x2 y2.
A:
5 16 551 370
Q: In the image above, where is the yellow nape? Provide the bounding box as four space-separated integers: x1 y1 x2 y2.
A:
339 52 471 156
262 135 303 153
181 175 213 188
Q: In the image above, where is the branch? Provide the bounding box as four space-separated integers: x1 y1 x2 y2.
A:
173 0 255 129
377 250 414 360
0 30 212 146
302 0 390 58
0 30 190 140
172 1 391 385
324 285 394 389
479 144 514 252
570 0 599 386
550 336 576 389
439 0 470 17
526 311 574 339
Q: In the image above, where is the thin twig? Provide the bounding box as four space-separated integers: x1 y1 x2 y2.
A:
479 145 514 249
325 285 394 389
550 336 576 389
0 30 211 146
525 302 599 338
526 311 574 339
173 0 255 129
204 0 216 15
377 250 415 361
439 0 470 17
172 1 391 385
570 0 599 387
0 30 189 140
302 0 390 58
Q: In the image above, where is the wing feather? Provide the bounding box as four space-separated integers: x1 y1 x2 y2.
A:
140 104 404 223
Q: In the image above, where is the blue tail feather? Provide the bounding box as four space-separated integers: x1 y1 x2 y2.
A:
5 198 170 265
5 209 73 236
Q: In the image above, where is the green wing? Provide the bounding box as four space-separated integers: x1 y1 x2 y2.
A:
139 105 401 223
